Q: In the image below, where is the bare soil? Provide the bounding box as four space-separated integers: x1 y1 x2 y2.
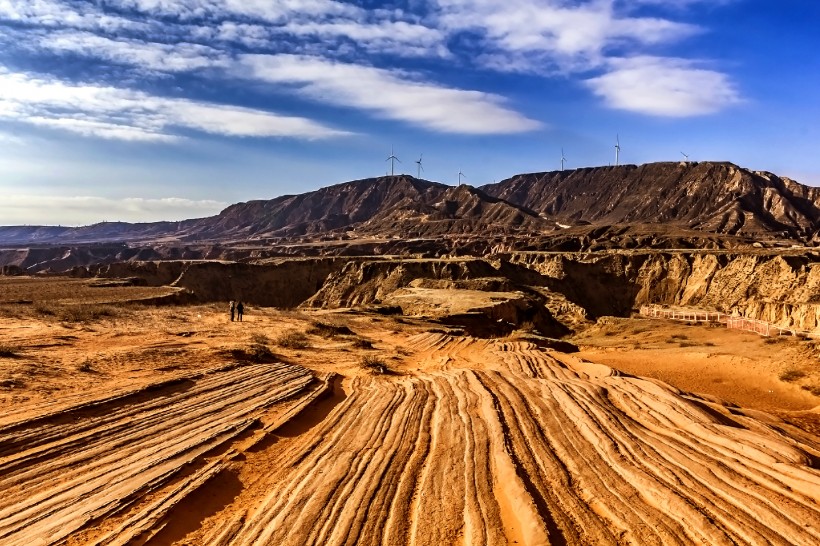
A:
1 278 819 545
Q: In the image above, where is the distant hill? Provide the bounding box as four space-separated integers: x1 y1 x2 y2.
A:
480 162 820 240
2 162 819 247
184 175 552 241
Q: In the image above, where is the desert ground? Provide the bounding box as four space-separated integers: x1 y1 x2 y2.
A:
1 277 819 545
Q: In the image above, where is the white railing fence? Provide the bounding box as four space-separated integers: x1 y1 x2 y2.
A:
639 305 805 338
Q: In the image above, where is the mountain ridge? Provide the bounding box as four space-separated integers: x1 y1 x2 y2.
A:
2 162 818 247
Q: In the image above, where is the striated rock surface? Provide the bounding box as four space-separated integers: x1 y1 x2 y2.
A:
3 334 818 545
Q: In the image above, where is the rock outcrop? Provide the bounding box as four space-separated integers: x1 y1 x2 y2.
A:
481 162 820 240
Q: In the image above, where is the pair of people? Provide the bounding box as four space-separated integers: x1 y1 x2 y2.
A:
229 300 244 322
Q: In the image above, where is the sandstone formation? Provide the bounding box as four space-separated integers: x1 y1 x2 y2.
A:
1 333 818 545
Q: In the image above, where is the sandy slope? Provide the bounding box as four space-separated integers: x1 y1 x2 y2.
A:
1 303 819 545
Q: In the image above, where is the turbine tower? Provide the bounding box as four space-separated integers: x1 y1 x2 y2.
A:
561 147 566 172
386 147 400 176
681 151 690 161
458 169 466 185
615 135 621 166
415 154 424 178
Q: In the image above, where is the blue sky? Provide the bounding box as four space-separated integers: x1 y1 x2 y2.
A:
1 0 818 226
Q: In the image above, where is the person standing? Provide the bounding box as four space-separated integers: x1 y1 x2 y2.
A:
237 301 244 322
229 300 235 322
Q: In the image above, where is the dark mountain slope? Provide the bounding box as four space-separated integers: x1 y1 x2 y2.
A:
480 162 820 239
182 175 552 240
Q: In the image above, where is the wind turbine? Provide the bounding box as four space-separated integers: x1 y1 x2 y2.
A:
561 147 567 172
415 154 424 178
386 147 400 176
681 151 690 161
615 134 621 166
458 169 466 185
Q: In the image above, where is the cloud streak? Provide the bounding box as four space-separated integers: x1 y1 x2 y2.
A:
241 54 542 134
0 69 348 141
434 0 701 73
0 194 228 225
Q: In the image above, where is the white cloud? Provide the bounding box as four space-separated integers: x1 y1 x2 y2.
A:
0 69 349 141
0 0 143 32
433 0 700 73
107 0 361 22
241 54 542 134
36 31 229 73
585 56 741 116
280 19 448 58
0 194 227 225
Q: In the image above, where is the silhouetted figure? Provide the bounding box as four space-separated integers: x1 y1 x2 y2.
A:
229 300 235 322
236 301 244 322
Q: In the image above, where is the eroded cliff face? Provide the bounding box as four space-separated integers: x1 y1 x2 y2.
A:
506 252 820 332
85 258 349 308
40 250 820 334
305 251 820 333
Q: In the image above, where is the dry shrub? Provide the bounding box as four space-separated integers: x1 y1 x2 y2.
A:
250 332 270 345
350 337 374 350
225 344 277 363
670 334 688 340
0 378 25 389
372 305 402 316
33 302 122 322
307 321 354 338
276 331 309 349
360 354 389 374
517 321 537 334
76 360 95 373
678 341 697 348
247 343 275 363
801 384 820 396
779 369 806 382
0 344 19 358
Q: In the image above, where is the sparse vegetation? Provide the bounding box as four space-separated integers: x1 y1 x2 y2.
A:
276 331 309 349
76 360 95 373
0 344 19 358
350 337 374 350
372 305 402 315
307 321 354 338
247 343 275 363
360 354 390 374
670 334 689 340
250 332 270 345
517 321 537 334
33 302 123 322
779 369 807 382
800 385 820 396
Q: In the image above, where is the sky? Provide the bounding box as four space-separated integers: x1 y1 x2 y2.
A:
0 0 818 226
